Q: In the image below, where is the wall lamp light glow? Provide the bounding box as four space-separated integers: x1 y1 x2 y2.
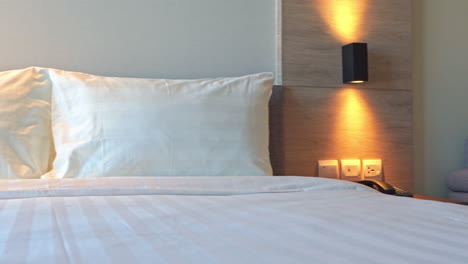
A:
342 43 368 84
316 0 369 44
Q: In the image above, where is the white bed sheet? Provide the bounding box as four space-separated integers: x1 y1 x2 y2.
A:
0 176 467 264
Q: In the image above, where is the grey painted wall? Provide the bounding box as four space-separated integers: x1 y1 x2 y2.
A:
0 0 276 79
414 0 468 198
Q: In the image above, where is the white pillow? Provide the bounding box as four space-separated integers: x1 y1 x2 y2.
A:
0 67 52 179
50 69 274 178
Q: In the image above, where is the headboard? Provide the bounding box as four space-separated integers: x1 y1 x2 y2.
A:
268 83 413 192
275 0 413 191
269 86 285 175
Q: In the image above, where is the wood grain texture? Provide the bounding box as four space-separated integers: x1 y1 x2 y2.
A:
282 0 412 89
269 86 413 191
274 0 414 190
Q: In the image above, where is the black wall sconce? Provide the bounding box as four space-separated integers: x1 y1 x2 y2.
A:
342 43 368 84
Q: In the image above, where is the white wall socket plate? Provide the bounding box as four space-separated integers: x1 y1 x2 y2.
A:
318 160 339 179
340 159 362 181
362 159 383 180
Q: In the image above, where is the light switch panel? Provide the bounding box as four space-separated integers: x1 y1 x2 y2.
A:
362 159 383 180
340 159 362 181
318 160 340 179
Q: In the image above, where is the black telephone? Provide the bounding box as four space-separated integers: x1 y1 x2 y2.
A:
357 180 413 197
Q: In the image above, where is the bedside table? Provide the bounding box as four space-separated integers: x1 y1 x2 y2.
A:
413 195 468 206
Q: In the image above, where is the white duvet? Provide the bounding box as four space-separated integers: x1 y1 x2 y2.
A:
0 176 467 264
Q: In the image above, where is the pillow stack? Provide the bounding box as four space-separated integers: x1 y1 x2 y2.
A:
0 67 52 179
0 67 274 179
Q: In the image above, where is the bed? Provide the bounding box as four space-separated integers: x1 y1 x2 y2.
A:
0 67 467 263
0 176 467 263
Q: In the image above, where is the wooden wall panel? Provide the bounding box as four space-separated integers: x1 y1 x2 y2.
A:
270 86 413 191
275 0 413 190
282 0 412 89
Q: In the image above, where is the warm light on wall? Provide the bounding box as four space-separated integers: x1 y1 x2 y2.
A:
338 89 368 134
331 88 380 155
316 0 369 44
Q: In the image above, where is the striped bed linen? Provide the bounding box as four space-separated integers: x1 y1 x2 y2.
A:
0 176 467 264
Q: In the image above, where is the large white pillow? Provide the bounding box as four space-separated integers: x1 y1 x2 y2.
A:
0 67 52 179
50 69 274 178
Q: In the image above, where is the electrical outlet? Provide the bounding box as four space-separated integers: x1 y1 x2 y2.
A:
340 159 361 181
362 159 383 180
318 160 339 179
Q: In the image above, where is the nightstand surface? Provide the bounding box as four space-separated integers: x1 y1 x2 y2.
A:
414 195 468 206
